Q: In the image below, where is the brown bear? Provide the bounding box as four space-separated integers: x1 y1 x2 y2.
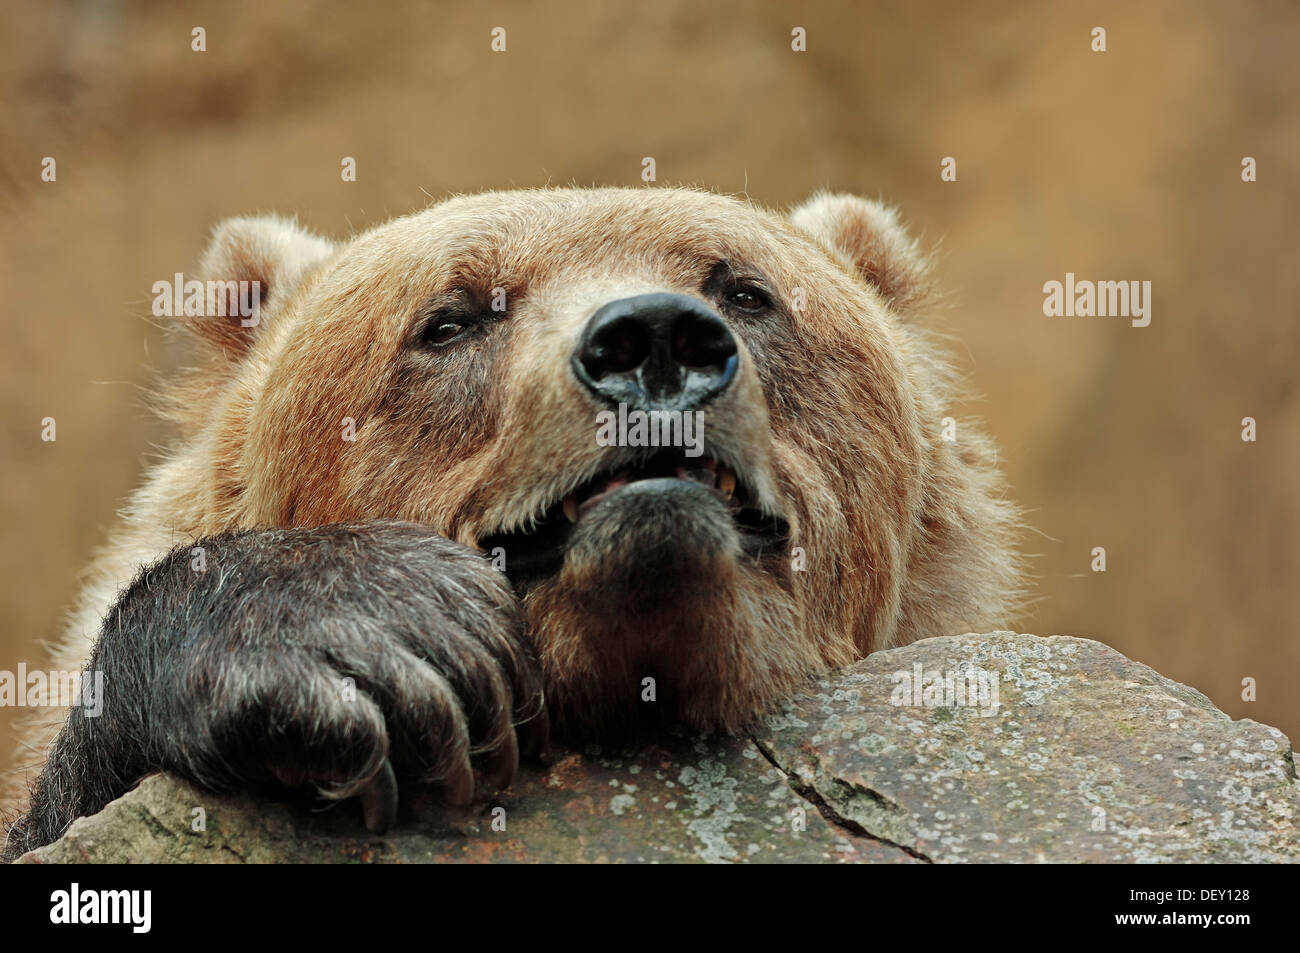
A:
3 187 1022 859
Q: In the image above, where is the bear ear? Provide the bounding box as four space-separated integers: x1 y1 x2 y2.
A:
190 215 336 358
788 193 933 315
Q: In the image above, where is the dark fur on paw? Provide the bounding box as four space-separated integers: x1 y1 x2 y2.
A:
5 521 546 857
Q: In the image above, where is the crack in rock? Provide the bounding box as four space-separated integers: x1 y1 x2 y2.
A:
750 735 933 862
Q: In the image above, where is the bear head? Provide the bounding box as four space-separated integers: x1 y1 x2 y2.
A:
175 187 1021 733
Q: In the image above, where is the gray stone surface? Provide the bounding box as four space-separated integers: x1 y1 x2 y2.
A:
756 632 1298 863
19 632 1298 863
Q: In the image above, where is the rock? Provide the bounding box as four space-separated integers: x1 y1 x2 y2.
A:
18 632 1298 864
755 632 1298 863
18 738 910 864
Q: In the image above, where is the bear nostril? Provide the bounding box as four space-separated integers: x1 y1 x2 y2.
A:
582 314 652 379
672 311 737 370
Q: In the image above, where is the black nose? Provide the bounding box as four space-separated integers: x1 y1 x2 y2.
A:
572 293 738 411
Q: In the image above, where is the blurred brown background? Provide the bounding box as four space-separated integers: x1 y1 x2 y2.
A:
2 0 1297 781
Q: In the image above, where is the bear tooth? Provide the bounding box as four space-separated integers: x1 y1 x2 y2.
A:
562 494 579 523
718 467 736 499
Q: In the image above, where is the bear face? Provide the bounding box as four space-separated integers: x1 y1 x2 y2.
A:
172 187 1021 733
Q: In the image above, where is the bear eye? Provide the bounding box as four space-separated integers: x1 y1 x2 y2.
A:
723 282 772 313
423 319 470 347
411 287 504 351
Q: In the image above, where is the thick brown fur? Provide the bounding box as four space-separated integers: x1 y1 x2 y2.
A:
10 186 1023 816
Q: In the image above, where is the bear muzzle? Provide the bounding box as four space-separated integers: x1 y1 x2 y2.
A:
473 291 788 591
479 446 789 586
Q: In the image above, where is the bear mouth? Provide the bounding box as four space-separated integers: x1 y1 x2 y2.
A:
478 449 790 585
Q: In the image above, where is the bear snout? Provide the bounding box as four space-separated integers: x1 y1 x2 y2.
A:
571 292 738 412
